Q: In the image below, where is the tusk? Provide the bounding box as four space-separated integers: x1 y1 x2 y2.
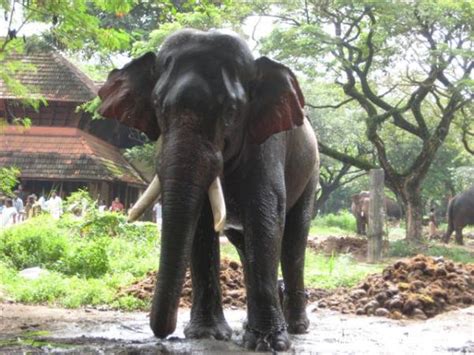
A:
128 175 161 222
128 137 162 222
208 177 226 232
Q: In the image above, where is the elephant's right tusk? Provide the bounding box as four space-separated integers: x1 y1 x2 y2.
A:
208 177 226 232
128 175 161 222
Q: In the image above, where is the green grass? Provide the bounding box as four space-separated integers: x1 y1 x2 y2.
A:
310 211 356 236
2 202 469 312
303 250 384 289
0 211 159 310
388 240 474 263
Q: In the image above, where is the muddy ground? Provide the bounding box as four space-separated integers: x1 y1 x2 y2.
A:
1 303 473 353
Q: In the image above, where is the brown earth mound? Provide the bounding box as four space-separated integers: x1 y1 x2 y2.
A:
315 255 474 320
308 236 389 259
117 259 246 308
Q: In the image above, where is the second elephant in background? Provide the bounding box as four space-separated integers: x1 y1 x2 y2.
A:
351 191 402 235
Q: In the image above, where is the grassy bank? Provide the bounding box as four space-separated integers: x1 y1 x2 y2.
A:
0 209 384 310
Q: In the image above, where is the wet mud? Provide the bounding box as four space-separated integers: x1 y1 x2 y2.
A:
1 303 473 353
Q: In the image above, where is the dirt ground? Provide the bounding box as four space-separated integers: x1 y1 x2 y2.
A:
1 303 473 353
2 236 473 353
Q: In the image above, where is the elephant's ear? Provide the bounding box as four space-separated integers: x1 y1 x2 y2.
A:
248 57 305 144
98 52 160 140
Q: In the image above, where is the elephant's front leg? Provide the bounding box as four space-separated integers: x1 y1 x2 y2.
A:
242 189 290 352
184 200 232 340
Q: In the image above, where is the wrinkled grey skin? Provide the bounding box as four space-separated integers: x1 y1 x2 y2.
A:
98 29 319 352
351 191 402 234
443 186 474 245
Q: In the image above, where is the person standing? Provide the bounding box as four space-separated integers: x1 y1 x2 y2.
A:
109 197 124 213
48 191 63 219
13 191 24 223
1 198 17 228
428 207 438 239
38 194 48 211
98 199 107 213
153 201 162 228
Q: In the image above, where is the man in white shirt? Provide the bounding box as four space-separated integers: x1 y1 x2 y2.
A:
1 198 17 228
48 191 63 219
153 202 162 229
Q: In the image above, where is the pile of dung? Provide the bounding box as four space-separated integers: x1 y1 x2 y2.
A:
315 255 474 320
308 236 388 259
117 259 246 309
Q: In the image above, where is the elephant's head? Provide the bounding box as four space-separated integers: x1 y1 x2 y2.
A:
351 191 370 218
98 29 305 338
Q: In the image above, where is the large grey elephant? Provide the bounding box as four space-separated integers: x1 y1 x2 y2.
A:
98 29 319 352
351 191 402 234
443 186 474 245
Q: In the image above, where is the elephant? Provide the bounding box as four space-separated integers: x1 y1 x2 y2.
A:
98 29 319 352
351 191 370 234
351 191 402 234
443 186 474 245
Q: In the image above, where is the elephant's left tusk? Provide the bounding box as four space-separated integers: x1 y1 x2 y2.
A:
208 177 226 232
128 175 161 222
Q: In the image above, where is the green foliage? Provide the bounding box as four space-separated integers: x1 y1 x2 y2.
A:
0 188 160 308
0 166 20 195
312 211 356 232
124 142 157 167
59 238 110 278
387 240 420 258
388 240 474 263
0 215 68 270
304 250 383 289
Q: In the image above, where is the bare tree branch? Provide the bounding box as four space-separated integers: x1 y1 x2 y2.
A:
306 97 354 109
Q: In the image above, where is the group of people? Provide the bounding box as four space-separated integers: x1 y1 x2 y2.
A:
0 188 163 229
0 191 64 228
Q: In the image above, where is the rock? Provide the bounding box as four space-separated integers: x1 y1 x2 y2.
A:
390 311 403 320
412 308 427 320
435 266 447 277
389 297 403 310
350 289 367 299
375 292 388 305
374 308 390 317
19 267 47 280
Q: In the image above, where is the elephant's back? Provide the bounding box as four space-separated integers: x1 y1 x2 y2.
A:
451 187 474 223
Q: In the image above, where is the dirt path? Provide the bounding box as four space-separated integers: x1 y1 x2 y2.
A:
1 303 473 353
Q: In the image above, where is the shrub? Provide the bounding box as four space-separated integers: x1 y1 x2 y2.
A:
0 215 68 269
59 238 110 278
388 240 420 257
312 210 356 232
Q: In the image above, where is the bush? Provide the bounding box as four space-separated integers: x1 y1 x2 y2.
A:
0 215 68 269
312 210 356 232
388 240 420 258
59 238 110 278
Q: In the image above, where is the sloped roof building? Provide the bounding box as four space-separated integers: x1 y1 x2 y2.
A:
0 49 146 206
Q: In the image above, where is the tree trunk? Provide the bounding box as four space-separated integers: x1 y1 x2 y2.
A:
402 185 424 242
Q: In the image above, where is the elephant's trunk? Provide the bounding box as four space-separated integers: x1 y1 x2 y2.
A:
150 179 205 337
149 134 223 338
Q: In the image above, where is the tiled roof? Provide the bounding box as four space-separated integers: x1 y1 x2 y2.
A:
0 126 146 186
0 51 97 102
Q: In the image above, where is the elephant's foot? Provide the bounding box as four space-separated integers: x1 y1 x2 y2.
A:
184 316 232 340
243 324 290 352
283 290 310 334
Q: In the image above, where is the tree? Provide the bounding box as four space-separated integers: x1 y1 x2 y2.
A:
0 166 20 195
257 0 473 241
304 82 371 214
